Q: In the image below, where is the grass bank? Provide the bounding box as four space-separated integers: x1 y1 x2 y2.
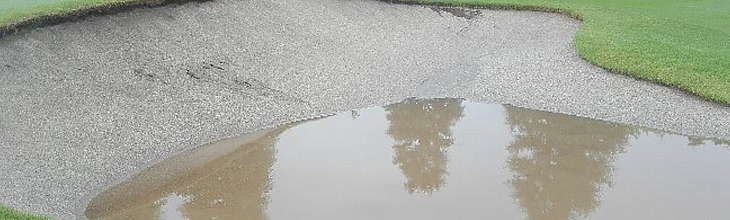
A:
0 0 208 38
400 0 730 104
0 205 53 220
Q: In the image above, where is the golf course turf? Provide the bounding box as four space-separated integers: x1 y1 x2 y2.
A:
1 205 53 220
0 0 208 38
407 0 730 105
0 0 154 27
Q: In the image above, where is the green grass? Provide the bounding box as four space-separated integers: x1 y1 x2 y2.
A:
0 205 54 220
0 0 143 27
407 0 730 104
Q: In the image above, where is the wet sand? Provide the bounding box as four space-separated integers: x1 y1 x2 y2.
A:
1 0 729 219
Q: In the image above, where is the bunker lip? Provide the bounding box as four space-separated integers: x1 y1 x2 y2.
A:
381 0 730 107
378 0 583 20
0 0 212 39
0 0 582 40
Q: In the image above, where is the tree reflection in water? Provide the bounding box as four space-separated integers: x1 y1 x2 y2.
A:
179 132 279 220
504 105 637 220
385 98 464 194
85 126 290 220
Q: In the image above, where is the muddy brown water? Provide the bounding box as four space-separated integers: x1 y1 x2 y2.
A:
85 98 730 220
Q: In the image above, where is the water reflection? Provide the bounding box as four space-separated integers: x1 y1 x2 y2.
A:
178 131 277 220
85 99 730 220
504 105 637 220
157 194 191 220
85 126 291 220
385 98 464 194
687 136 730 148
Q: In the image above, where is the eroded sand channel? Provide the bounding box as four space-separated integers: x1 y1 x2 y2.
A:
86 99 730 220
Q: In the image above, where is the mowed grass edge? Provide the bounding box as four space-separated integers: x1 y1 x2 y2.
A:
0 0 209 38
0 205 54 220
394 0 730 105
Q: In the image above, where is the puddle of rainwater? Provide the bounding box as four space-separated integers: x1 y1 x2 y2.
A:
85 98 730 220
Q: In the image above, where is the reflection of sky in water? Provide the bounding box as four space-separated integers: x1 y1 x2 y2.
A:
86 99 730 220
156 194 191 220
